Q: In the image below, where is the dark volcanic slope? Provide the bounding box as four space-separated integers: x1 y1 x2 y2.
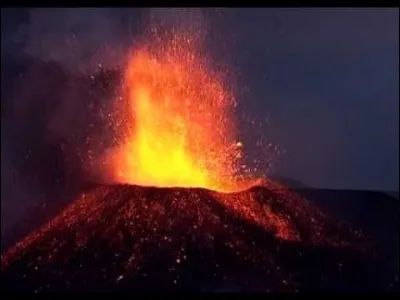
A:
1 183 398 292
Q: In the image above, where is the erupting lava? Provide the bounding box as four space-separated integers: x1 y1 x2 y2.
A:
111 29 248 192
3 17 383 294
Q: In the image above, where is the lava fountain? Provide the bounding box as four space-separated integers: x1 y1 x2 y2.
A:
110 27 253 192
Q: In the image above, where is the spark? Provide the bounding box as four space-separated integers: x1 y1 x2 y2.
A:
108 25 255 193
0 16 367 293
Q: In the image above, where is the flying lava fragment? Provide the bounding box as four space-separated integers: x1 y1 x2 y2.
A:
3 14 396 294
109 26 249 192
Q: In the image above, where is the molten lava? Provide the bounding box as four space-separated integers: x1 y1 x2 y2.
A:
111 30 246 192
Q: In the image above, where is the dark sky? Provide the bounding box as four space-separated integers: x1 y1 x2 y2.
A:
1 8 399 192
223 8 399 191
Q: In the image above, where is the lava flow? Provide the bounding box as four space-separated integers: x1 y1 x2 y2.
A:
109 28 249 192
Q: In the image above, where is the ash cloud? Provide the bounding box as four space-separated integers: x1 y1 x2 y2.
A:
0 8 141 247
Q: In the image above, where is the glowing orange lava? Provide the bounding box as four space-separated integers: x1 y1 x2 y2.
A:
112 29 249 192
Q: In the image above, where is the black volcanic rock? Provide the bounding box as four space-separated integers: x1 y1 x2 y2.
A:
1 183 398 293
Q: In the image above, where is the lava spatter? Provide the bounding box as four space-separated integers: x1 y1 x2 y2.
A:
108 25 251 193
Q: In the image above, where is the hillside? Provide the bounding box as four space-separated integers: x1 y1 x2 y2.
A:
1 183 398 292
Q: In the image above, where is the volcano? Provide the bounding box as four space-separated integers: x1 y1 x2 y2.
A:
1 181 398 292
2 17 398 293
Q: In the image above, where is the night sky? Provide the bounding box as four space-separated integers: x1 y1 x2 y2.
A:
1 8 398 236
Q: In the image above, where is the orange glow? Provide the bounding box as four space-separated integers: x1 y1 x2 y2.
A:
111 29 249 192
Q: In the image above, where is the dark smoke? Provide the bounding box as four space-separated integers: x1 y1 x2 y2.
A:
0 8 145 248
